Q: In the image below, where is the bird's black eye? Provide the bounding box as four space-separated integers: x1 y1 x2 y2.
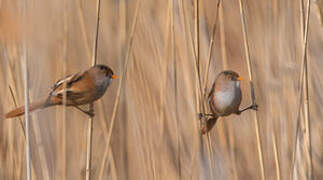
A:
100 66 105 70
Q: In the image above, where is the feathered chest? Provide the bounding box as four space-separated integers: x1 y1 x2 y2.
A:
210 82 242 115
93 77 111 98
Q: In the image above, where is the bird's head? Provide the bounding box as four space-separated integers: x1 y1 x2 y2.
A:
217 70 242 88
95 64 117 80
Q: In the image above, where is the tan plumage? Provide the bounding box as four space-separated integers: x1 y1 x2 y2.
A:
5 64 117 119
201 70 257 134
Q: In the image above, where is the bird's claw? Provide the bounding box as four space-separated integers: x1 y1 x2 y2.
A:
87 108 95 117
198 113 204 119
87 111 95 118
251 104 258 111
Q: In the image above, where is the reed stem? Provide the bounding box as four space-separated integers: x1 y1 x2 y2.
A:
237 0 265 179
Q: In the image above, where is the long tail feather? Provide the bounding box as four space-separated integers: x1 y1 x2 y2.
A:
5 97 57 119
201 117 218 134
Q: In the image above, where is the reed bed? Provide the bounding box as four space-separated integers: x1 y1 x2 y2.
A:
1 0 323 179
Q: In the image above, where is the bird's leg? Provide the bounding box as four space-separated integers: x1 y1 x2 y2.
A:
237 103 258 115
198 113 217 119
73 105 95 117
68 99 95 117
237 81 258 115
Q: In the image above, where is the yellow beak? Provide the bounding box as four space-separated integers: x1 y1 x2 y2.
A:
237 76 243 81
112 75 117 79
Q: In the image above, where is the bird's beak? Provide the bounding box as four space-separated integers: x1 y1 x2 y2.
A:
237 76 243 81
112 74 117 79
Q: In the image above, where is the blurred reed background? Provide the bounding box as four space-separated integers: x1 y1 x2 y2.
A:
1 0 323 179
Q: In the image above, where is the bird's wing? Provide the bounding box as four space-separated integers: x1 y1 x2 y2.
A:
208 81 216 103
50 71 85 98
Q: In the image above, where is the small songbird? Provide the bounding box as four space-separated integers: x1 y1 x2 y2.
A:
201 70 257 134
5 64 117 118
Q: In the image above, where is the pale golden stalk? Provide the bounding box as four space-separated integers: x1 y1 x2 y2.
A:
86 0 102 179
238 0 265 179
98 1 141 179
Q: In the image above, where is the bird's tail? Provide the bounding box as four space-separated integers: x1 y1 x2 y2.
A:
5 96 59 119
201 117 218 134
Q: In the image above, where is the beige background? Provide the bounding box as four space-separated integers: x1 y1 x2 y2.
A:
0 0 322 179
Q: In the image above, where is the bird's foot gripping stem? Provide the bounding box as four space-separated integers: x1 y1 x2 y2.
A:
74 106 95 117
198 113 217 119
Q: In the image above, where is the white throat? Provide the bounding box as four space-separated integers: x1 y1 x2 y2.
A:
236 81 240 88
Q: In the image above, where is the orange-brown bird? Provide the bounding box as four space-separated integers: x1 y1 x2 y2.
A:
200 70 257 134
5 64 117 118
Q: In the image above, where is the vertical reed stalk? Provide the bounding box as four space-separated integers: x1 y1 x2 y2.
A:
6 60 22 178
86 104 94 180
177 1 209 177
8 86 37 176
302 2 312 178
218 2 238 179
57 0 68 178
7 58 36 179
158 0 172 139
86 0 102 179
194 0 213 177
179 0 201 101
171 0 181 178
98 128 118 179
194 0 200 72
197 0 214 175
77 0 91 60
219 2 227 70
201 6 222 168
292 0 312 179
23 33 31 180
174 49 182 179
179 1 201 136
178 0 199 118
237 0 265 179
291 0 306 177
9 86 25 135
60 51 67 179
98 1 140 178
9 86 37 179
22 0 31 178
303 55 312 179
203 0 221 93
97 102 118 180
272 132 281 180
200 1 222 179
76 0 117 178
